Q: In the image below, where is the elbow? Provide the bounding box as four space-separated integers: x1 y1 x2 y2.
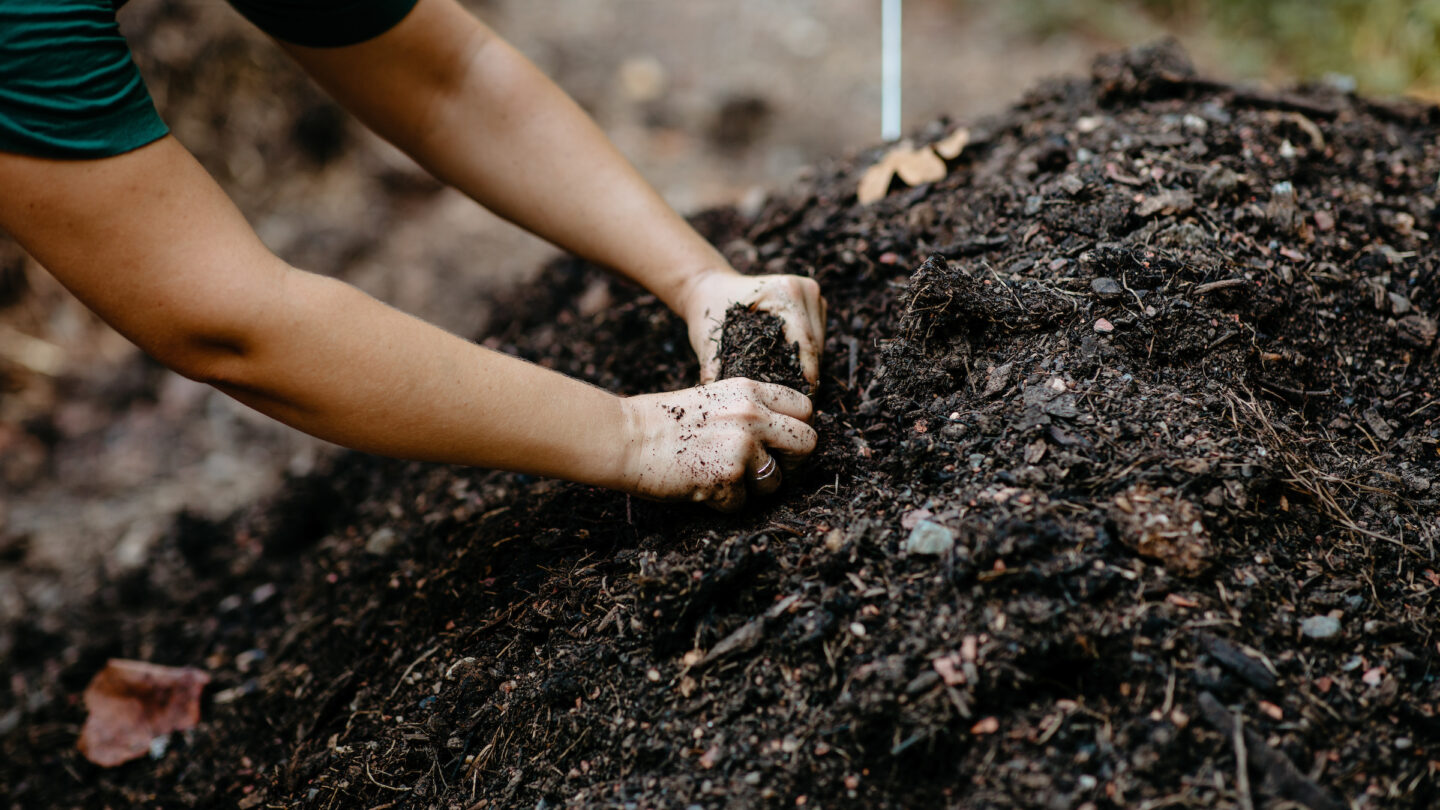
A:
144 324 258 391
157 335 255 390
135 272 297 391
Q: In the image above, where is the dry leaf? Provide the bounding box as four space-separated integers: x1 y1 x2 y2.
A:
856 161 897 205
933 127 970 160
857 140 950 204
77 659 210 767
893 147 946 187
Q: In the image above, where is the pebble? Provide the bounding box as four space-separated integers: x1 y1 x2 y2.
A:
365 527 400 556
1300 615 1342 639
1093 318 1115 333
1090 277 1124 300
904 520 955 556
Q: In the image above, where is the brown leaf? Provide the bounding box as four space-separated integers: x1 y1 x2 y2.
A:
857 141 950 204
893 147 946 187
856 161 897 205
933 127 970 160
77 659 210 767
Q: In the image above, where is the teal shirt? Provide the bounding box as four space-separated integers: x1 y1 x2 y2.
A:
0 0 420 159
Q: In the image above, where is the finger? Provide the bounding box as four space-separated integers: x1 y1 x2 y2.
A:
747 448 783 497
806 284 827 364
700 356 720 385
756 411 818 459
750 381 814 422
761 299 819 388
705 476 747 513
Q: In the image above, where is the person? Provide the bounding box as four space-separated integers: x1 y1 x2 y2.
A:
0 0 826 512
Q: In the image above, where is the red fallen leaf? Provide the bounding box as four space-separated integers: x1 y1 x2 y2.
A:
77 659 210 767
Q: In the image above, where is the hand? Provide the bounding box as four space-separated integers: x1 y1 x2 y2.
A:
679 269 827 388
618 378 817 512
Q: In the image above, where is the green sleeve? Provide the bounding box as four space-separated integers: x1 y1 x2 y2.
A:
0 1 168 159
225 0 422 48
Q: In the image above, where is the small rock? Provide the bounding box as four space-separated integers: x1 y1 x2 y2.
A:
1093 318 1115 333
365 527 400 556
1397 314 1437 348
982 362 1014 397
234 649 266 673
904 520 955 556
1090 277 1125 300
1388 292 1412 315
1135 188 1194 217
1300 615 1342 640
1362 408 1394 442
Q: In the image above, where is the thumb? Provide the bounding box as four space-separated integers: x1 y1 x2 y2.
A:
700 355 720 384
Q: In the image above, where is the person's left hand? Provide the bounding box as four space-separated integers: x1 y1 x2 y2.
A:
679 269 827 388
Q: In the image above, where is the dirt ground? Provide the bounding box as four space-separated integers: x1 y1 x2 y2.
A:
5 27 1440 809
0 0 1118 647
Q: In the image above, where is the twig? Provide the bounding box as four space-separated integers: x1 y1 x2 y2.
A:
1193 278 1249 295
1233 709 1254 810
365 759 411 792
387 643 441 701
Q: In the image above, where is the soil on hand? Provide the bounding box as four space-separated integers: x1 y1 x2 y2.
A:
4 42 1440 810
716 303 808 393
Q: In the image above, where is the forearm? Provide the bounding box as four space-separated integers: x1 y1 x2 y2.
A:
284 1 734 314
210 269 632 486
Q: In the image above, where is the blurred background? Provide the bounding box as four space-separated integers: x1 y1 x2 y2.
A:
2 0 1438 633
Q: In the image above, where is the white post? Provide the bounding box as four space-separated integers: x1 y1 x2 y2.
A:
881 0 902 141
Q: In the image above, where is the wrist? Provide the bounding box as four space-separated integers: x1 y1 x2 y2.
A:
608 394 648 494
673 264 741 321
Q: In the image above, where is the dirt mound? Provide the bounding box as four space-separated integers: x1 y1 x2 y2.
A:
5 41 1440 809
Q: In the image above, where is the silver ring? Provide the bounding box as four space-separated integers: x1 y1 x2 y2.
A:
752 454 778 482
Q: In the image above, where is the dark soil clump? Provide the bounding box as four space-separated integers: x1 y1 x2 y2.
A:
5 41 1440 810
716 303 808 392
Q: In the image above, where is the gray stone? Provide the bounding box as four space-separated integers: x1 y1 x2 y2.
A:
904 520 955 556
1300 615 1342 640
1090 277 1125 300
1388 291 1412 315
365 527 400 556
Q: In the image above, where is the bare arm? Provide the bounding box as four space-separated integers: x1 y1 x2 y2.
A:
0 138 814 509
280 0 825 384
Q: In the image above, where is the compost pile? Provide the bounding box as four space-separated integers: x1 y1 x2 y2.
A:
5 42 1440 809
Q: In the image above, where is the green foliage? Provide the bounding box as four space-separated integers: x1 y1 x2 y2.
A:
1004 0 1440 97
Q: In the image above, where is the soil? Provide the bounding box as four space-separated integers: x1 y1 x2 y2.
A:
717 304 808 393
5 40 1440 810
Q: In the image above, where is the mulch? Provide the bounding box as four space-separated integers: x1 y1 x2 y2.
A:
3 41 1439 810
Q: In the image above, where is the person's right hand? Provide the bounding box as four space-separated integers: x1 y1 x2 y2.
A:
618 378 817 512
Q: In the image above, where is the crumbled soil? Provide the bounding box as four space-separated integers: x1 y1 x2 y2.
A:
5 41 1440 810
717 304 808 392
